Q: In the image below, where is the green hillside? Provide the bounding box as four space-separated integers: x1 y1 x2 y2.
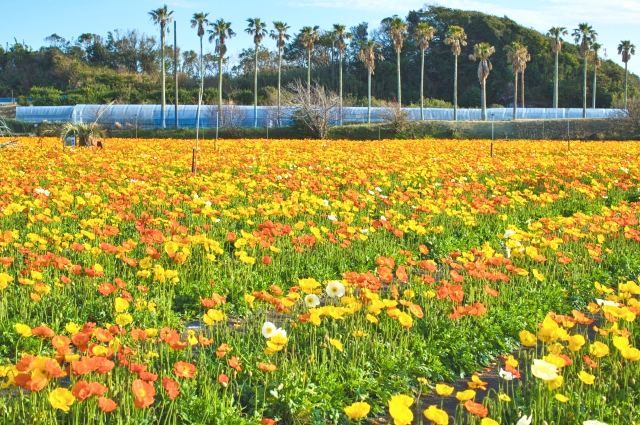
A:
0 5 637 108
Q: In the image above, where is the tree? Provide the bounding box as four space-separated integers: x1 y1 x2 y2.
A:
149 5 174 128
573 23 597 118
190 12 209 142
271 22 290 125
618 40 636 110
444 25 467 121
518 44 531 109
413 22 436 120
300 26 320 99
547 27 568 108
287 80 339 139
358 40 384 123
382 16 407 106
506 42 524 119
469 42 495 121
208 19 235 124
332 24 352 125
246 18 268 128
591 42 601 109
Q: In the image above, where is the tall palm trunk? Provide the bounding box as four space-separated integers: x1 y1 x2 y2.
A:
520 71 525 109
174 22 178 129
339 53 344 125
512 71 518 120
592 65 597 109
624 62 629 110
277 48 282 126
160 25 166 128
307 49 312 100
253 46 258 128
481 78 487 121
218 55 223 125
396 50 402 105
367 70 372 124
582 56 588 118
420 48 425 120
195 35 204 144
453 54 458 121
553 51 559 108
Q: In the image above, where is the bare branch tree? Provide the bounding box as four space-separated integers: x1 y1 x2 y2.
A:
287 80 339 139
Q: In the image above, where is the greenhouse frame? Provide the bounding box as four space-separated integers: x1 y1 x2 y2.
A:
16 104 625 129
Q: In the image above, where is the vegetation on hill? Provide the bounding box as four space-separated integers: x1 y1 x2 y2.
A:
0 6 638 108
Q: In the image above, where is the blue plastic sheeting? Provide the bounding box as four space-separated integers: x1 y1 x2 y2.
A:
16 104 626 128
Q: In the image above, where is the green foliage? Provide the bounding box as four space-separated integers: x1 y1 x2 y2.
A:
0 6 638 108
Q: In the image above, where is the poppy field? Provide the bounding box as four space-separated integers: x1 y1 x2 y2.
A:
0 137 639 425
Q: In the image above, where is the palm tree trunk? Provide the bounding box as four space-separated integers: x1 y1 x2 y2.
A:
161 26 166 129
582 56 587 118
513 71 518 120
420 48 425 120
481 78 487 121
592 64 597 109
195 35 203 147
277 48 282 126
339 53 344 125
367 70 372 124
396 49 402 106
218 55 223 126
520 71 525 109
254 45 258 128
453 54 458 121
174 21 178 129
624 62 629 110
553 51 559 108
307 49 312 101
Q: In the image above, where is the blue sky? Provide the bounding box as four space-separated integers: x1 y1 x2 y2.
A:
2 0 639 75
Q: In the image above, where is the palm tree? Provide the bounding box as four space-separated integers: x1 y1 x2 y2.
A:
332 24 352 125
208 19 235 124
506 42 524 120
246 18 268 128
470 42 495 121
573 23 597 118
444 25 467 121
271 22 290 125
358 41 384 124
518 44 531 109
414 22 436 120
591 42 601 109
547 27 568 109
382 16 408 106
190 12 209 142
300 26 320 99
618 40 635 110
149 5 174 129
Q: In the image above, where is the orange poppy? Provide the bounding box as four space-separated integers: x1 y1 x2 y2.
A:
131 379 155 409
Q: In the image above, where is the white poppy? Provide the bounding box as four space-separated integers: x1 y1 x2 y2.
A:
499 368 514 381
304 294 320 308
516 414 532 425
583 421 608 425
325 280 345 298
273 328 287 338
261 321 276 339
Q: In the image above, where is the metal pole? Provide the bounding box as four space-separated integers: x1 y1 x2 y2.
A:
216 110 219 141
174 21 179 129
